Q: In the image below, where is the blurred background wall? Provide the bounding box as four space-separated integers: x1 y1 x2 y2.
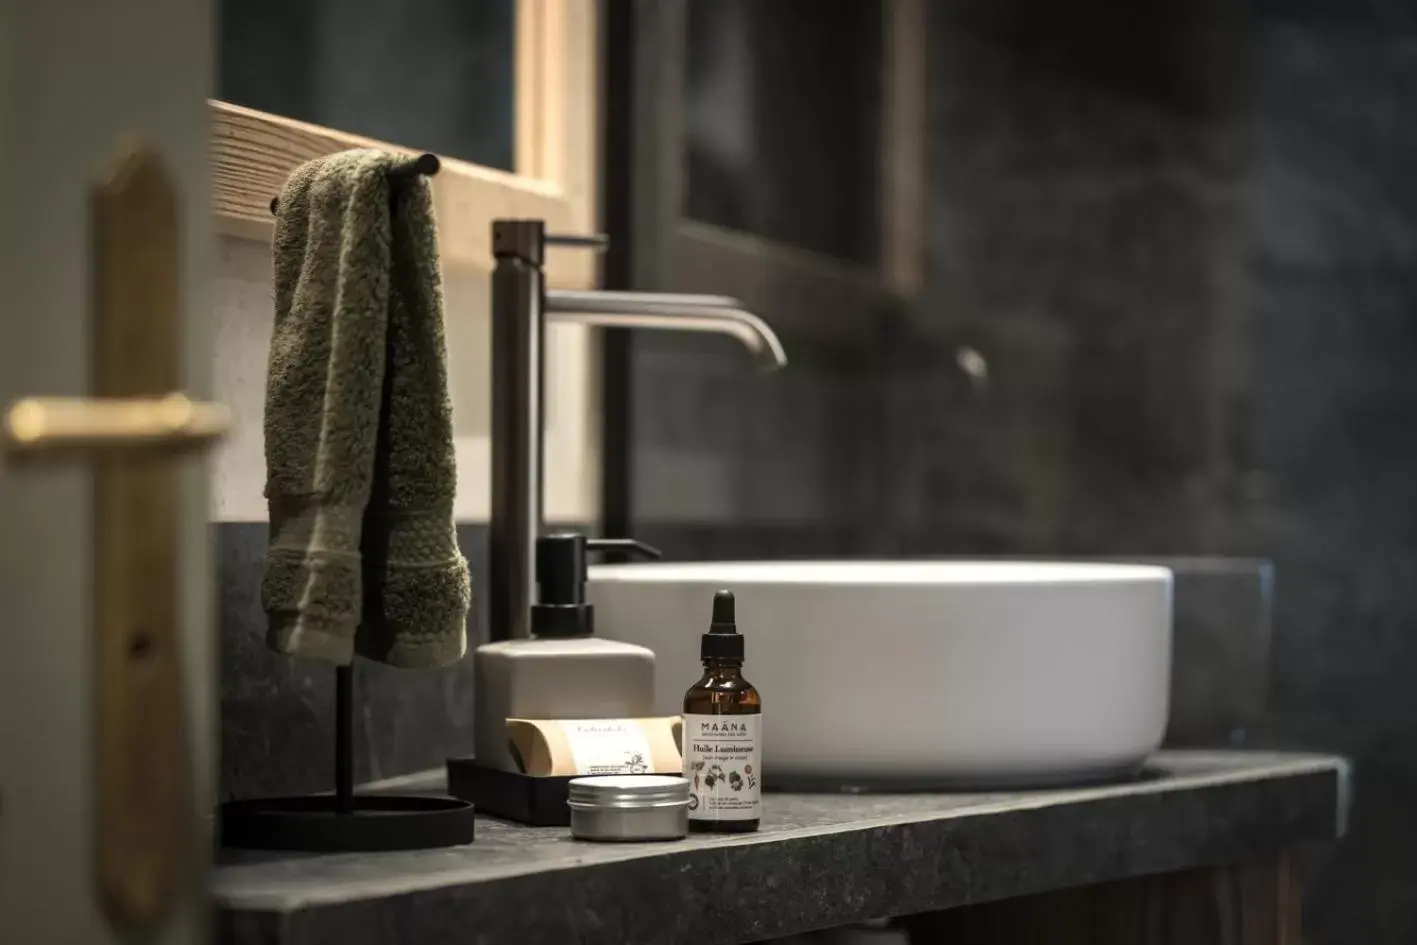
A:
627 2 1417 942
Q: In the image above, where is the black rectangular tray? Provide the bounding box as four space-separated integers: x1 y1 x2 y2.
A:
445 758 575 826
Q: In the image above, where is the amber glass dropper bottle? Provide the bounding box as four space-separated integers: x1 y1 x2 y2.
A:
682 590 762 833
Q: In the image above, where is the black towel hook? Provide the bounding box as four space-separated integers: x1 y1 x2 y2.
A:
267 152 441 215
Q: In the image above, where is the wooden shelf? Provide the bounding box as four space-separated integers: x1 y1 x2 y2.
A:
210 100 594 289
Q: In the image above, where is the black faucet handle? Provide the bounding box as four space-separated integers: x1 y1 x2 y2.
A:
584 537 661 560
546 233 610 252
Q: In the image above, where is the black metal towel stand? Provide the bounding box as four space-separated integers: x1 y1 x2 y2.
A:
219 153 477 853
335 661 354 813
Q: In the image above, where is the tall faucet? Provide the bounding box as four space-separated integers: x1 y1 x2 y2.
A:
489 219 787 642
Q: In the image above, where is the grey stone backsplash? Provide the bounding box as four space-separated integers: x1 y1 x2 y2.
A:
225 521 1277 801
632 530 1275 751
1154 559 1274 749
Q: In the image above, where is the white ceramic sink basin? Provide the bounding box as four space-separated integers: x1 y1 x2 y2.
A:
587 561 1173 788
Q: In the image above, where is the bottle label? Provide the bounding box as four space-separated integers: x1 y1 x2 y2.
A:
682 713 761 821
556 719 654 775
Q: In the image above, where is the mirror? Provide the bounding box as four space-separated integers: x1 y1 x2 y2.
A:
683 0 884 265
218 0 516 170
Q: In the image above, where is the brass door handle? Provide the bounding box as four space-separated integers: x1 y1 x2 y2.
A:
4 394 229 457
12 138 233 933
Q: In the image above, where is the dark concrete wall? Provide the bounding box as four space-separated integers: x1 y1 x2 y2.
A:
629 3 1417 940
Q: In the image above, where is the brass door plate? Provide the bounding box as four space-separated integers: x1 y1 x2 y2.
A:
90 139 190 932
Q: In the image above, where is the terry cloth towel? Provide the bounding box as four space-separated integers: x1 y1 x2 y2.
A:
263 149 470 668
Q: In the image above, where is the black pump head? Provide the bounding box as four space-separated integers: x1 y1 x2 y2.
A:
701 589 744 661
531 533 662 638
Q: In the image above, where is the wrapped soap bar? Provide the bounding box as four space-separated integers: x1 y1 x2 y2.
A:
505 716 682 777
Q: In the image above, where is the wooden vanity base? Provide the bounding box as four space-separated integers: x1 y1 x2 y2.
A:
904 855 1300 945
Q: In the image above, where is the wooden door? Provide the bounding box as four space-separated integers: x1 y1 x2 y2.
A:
0 0 218 941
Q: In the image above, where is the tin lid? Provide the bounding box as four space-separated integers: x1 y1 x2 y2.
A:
567 775 690 810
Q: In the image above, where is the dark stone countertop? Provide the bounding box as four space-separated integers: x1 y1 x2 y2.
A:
213 750 1348 945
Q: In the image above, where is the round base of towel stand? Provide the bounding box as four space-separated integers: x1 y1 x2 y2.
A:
219 794 476 852
219 661 476 852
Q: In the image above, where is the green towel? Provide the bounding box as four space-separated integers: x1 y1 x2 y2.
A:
263 149 470 668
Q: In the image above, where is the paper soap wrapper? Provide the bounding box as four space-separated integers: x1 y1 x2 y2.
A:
505 716 683 777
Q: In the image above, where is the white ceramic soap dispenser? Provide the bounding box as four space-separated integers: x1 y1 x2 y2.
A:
473 533 662 771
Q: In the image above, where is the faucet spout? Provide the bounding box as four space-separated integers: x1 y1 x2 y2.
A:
546 290 787 371
488 219 788 644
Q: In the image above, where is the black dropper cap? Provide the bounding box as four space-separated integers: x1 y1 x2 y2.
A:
700 590 744 661
531 533 662 638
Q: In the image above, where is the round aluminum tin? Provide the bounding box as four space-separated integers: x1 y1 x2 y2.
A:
567 775 690 842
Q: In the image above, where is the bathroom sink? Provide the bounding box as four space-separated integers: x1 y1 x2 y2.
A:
587 561 1172 788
